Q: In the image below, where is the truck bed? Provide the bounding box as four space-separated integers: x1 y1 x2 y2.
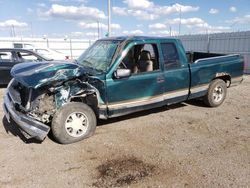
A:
186 51 226 63
187 51 243 100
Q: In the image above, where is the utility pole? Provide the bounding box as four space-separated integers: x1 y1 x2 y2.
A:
108 0 111 37
178 6 182 36
64 35 73 59
43 35 49 48
69 37 73 59
30 22 34 38
11 25 16 37
206 29 210 53
97 20 100 39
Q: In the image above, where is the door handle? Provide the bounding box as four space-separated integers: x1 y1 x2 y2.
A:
157 76 165 83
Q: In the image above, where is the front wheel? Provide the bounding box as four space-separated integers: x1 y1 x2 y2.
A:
204 79 227 107
52 102 96 144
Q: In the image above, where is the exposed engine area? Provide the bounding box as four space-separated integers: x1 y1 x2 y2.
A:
28 93 55 123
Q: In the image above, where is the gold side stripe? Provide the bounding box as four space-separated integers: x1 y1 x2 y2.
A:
108 89 190 109
109 95 163 109
164 89 189 100
99 84 209 110
190 84 209 94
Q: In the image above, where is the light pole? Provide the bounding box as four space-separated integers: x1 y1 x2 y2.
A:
11 24 16 37
178 6 182 36
69 38 73 59
30 22 34 38
97 20 100 39
108 0 111 37
64 35 73 59
43 35 49 48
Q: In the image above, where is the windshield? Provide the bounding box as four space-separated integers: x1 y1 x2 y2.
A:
77 40 120 72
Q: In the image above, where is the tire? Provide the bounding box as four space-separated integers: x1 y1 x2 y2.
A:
52 102 96 144
204 79 227 107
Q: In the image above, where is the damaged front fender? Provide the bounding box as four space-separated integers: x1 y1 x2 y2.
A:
53 78 105 110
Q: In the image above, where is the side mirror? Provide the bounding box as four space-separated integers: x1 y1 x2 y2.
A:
114 68 131 79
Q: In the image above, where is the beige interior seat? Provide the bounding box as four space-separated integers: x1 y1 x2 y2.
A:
137 50 153 72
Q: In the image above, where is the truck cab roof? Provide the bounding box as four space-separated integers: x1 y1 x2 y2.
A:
101 35 178 42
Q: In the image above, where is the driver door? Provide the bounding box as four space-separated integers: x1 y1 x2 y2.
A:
106 42 165 117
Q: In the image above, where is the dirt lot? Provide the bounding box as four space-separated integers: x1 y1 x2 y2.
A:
0 76 249 188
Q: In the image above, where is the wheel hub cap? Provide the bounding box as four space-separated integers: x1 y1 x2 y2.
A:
213 86 224 103
65 112 89 137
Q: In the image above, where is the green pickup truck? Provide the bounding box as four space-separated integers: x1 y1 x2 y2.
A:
3 36 244 144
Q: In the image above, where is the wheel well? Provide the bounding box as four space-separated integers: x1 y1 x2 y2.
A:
213 75 231 87
70 94 98 115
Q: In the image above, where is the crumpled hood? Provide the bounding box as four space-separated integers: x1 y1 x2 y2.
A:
11 61 86 88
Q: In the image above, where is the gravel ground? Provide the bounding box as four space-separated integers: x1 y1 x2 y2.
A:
0 76 249 188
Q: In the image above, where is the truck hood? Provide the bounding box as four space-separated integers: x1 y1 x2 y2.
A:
11 61 86 88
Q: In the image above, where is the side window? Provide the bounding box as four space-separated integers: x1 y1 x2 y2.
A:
0 52 13 62
161 43 180 69
119 43 159 74
17 51 40 62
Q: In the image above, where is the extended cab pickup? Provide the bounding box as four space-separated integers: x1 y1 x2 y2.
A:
3 36 244 144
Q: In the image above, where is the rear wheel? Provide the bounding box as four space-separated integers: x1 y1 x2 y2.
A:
52 102 96 144
204 79 227 107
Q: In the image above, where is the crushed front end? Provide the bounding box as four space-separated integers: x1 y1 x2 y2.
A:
3 78 105 141
3 61 106 141
3 79 51 141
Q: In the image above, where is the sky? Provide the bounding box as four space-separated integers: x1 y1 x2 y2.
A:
0 0 250 39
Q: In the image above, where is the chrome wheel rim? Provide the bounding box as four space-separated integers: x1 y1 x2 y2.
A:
212 86 224 103
65 112 89 137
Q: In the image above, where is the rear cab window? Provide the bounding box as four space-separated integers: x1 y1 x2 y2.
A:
161 43 181 69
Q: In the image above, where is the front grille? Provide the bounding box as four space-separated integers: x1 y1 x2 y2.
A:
9 80 30 107
18 84 30 107
8 80 21 104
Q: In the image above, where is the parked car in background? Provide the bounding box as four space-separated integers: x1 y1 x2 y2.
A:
13 42 35 50
0 48 51 85
13 42 70 60
34 48 69 60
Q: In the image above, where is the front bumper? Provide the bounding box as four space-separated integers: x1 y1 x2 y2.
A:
3 87 50 141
